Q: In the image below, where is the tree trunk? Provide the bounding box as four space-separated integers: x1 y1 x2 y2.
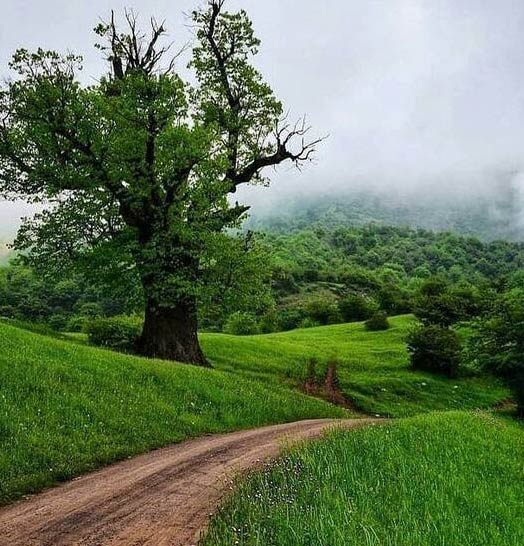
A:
138 296 209 366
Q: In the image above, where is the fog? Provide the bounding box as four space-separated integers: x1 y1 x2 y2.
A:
2 0 524 237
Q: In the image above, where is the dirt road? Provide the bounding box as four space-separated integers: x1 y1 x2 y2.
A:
0 418 377 546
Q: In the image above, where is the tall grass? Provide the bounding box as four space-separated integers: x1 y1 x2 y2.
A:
0 322 346 504
204 412 524 546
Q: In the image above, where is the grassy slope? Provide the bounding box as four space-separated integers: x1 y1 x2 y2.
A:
204 412 524 546
203 315 507 417
0 316 508 505
0 322 346 504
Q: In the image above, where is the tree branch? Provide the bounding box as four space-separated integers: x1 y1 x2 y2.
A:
105 10 177 79
205 0 238 109
228 117 325 191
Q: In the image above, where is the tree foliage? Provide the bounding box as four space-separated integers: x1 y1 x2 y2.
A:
467 288 524 417
407 325 461 378
0 2 320 363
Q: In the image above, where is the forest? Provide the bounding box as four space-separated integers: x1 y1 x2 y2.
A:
3 220 524 333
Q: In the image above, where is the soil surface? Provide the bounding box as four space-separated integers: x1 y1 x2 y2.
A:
0 418 378 546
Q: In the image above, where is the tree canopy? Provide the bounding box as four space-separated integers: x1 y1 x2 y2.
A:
0 1 320 364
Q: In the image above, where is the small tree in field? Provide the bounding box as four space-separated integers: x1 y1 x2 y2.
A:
0 1 320 365
407 325 461 378
408 277 478 378
365 310 390 331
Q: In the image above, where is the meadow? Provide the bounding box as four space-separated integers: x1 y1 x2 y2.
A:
204 315 507 417
0 321 345 505
0 315 507 505
204 412 524 546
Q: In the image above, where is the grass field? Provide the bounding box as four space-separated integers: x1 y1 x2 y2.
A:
203 316 508 417
0 315 508 505
0 322 346 505
203 412 524 546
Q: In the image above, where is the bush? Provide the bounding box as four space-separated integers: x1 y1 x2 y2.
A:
48 314 69 332
365 311 390 331
303 297 341 325
258 310 281 334
278 308 305 331
299 317 321 329
85 315 142 352
66 315 87 333
223 312 260 336
407 325 461 378
0 305 16 319
338 294 378 322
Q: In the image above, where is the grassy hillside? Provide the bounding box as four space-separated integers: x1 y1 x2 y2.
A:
0 322 346 505
204 315 507 417
0 316 507 505
204 412 524 546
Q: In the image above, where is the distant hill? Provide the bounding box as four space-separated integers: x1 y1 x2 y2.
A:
249 187 524 241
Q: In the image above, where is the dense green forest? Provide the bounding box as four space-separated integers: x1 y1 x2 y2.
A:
2 220 524 335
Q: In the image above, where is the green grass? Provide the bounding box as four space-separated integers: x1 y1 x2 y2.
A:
0 322 346 505
203 412 524 546
203 316 508 417
0 315 508 506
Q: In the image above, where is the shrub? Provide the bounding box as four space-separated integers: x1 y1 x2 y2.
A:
258 310 281 334
338 294 378 322
278 308 305 331
0 305 16 319
299 317 321 329
303 297 341 325
48 314 69 332
407 325 461 378
66 315 87 333
223 312 260 336
365 311 390 331
85 315 142 352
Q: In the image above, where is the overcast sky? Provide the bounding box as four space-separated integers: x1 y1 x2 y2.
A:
2 0 524 235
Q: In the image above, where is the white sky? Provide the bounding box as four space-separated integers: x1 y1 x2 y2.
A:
2 0 524 235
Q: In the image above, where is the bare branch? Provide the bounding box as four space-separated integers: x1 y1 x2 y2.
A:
204 0 238 109
104 11 180 79
226 116 326 191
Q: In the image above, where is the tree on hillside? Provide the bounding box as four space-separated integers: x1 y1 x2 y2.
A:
0 1 320 365
413 277 480 327
408 277 475 378
467 288 524 418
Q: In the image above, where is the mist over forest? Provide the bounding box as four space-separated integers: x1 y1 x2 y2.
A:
246 172 524 241
2 170 524 252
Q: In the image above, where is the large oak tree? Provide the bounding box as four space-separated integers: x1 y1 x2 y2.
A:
0 1 319 365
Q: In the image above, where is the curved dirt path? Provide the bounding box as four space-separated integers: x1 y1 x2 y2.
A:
0 418 378 546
